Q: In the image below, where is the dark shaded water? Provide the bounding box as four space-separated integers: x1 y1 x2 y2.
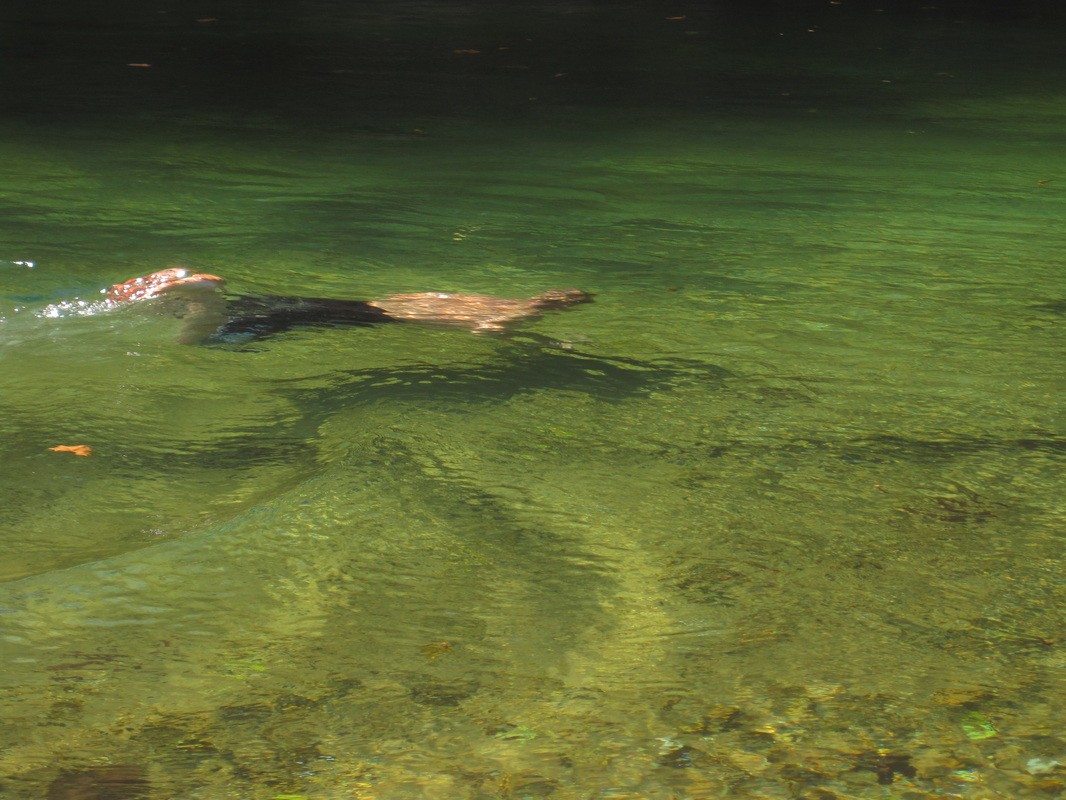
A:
1 2 1064 798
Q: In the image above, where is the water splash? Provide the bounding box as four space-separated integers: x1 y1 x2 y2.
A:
35 297 112 319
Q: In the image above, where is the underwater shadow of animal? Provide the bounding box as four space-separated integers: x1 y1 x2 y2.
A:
281 337 735 412
110 340 733 475
182 339 733 470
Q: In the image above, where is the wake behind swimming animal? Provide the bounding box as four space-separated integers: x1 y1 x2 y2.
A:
103 268 593 343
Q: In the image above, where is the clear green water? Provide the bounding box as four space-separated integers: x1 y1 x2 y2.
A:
1 2 1064 798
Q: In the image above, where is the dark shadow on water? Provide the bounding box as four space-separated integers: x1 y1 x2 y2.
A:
2 0 1061 127
289 338 733 407
1031 298 1066 316
174 339 733 469
669 428 1066 468
849 431 1066 461
45 765 149 800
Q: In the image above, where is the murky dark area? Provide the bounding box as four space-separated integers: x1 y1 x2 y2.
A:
1 1 1064 797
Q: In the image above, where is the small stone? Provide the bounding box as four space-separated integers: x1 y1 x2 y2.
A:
695 705 743 733
658 745 702 769
911 748 963 777
933 688 992 707
804 683 843 702
1032 777 1066 794
1026 757 1061 775
727 749 770 775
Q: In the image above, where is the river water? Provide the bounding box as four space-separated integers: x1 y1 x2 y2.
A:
1 1 1063 798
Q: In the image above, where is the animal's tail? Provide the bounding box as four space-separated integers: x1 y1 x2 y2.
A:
531 289 594 310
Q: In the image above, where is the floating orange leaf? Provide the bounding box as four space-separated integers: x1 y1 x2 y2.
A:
49 444 93 457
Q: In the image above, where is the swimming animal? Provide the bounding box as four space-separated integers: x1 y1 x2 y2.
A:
104 268 593 343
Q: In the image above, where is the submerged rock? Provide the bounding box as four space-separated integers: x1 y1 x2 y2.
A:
47 765 149 800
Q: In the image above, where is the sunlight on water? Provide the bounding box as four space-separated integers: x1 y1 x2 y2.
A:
1 1 1065 798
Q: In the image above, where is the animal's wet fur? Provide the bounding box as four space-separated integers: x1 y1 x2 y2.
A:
106 269 593 343
219 294 395 338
